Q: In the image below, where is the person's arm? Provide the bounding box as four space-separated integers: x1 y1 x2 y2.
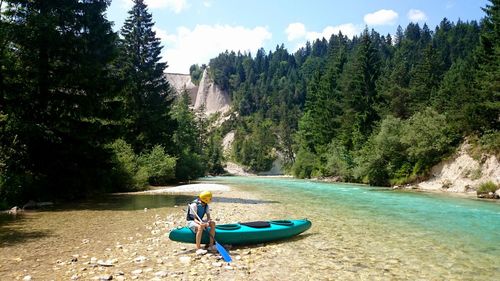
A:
189 203 203 224
206 205 211 221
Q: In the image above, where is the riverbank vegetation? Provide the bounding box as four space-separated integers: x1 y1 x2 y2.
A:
0 0 214 207
208 1 499 186
1 0 498 207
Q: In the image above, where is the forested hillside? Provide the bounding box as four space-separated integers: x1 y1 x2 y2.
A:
204 2 499 185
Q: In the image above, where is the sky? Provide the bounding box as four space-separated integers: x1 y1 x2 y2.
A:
107 0 489 74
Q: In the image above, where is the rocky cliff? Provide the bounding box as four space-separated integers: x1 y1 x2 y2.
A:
166 70 231 115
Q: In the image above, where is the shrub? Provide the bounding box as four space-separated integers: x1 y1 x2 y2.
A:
401 108 455 171
139 145 177 185
107 139 146 191
477 181 499 193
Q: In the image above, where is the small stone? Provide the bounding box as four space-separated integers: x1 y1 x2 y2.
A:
131 269 143 275
155 271 168 278
224 265 234 270
134 256 147 263
71 274 80 280
23 276 32 281
97 260 114 267
235 255 242 260
90 257 97 264
179 256 191 264
92 275 112 281
212 262 222 267
144 208 148 212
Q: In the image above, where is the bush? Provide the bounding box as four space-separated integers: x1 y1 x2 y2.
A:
108 140 176 190
107 139 146 191
139 145 176 185
477 181 498 193
479 130 500 158
292 148 317 178
401 108 455 171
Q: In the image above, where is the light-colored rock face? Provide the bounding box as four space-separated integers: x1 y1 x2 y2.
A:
166 70 231 116
417 142 500 193
194 69 231 115
166 73 198 105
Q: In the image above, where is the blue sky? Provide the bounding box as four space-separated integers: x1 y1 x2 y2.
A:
107 0 488 73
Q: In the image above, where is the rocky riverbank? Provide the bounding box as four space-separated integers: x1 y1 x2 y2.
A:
0 184 297 280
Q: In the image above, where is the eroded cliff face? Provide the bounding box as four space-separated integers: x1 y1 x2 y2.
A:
165 70 231 115
415 141 500 194
166 73 198 105
194 69 231 115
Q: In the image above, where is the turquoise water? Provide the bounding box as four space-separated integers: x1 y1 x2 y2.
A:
202 176 500 279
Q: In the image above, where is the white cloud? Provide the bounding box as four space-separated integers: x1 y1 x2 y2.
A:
285 23 307 41
408 9 427 22
364 9 399 26
156 24 272 73
202 0 212 8
121 0 190 13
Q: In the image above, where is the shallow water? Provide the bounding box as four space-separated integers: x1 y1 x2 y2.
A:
202 176 500 280
1 177 499 280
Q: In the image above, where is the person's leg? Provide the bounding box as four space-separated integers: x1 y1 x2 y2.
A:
196 224 205 249
209 220 215 246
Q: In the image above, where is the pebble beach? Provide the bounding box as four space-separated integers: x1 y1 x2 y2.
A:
0 183 303 281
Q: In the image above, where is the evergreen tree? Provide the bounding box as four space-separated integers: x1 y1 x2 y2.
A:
1 0 120 203
339 28 381 149
120 0 173 153
473 0 500 132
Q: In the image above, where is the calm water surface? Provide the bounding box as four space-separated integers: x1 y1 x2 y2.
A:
202 176 500 280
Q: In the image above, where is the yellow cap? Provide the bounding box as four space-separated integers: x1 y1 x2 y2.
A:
199 191 212 204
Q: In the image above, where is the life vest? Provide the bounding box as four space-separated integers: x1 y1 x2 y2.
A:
186 198 207 221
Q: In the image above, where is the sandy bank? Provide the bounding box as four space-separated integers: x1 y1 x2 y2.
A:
143 183 231 194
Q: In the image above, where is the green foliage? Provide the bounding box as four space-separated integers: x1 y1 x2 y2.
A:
107 139 147 191
119 0 174 153
324 142 354 181
401 108 456 169
206 134 225 175
138 145 177 185
477 181 499 193
107 140 176 190
170 91 207 180
232 118 277 172
189 64 205 85
291 148 318 179
478 130 500 157
354 116 406 185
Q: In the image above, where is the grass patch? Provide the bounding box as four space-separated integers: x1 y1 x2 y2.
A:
477 181 499 193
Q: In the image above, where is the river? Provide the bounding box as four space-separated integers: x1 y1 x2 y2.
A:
1 176 499 280
204 176 500 280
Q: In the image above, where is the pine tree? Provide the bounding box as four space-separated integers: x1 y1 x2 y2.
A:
339 28 381 149
473 0 500 132
1 0 120 203
120 0 173 153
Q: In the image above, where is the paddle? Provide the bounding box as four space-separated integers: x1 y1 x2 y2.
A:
192 211 232 262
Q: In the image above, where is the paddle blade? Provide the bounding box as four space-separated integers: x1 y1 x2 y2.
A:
215 242 232 262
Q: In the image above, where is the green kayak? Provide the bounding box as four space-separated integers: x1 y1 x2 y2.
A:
168 219 311 245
